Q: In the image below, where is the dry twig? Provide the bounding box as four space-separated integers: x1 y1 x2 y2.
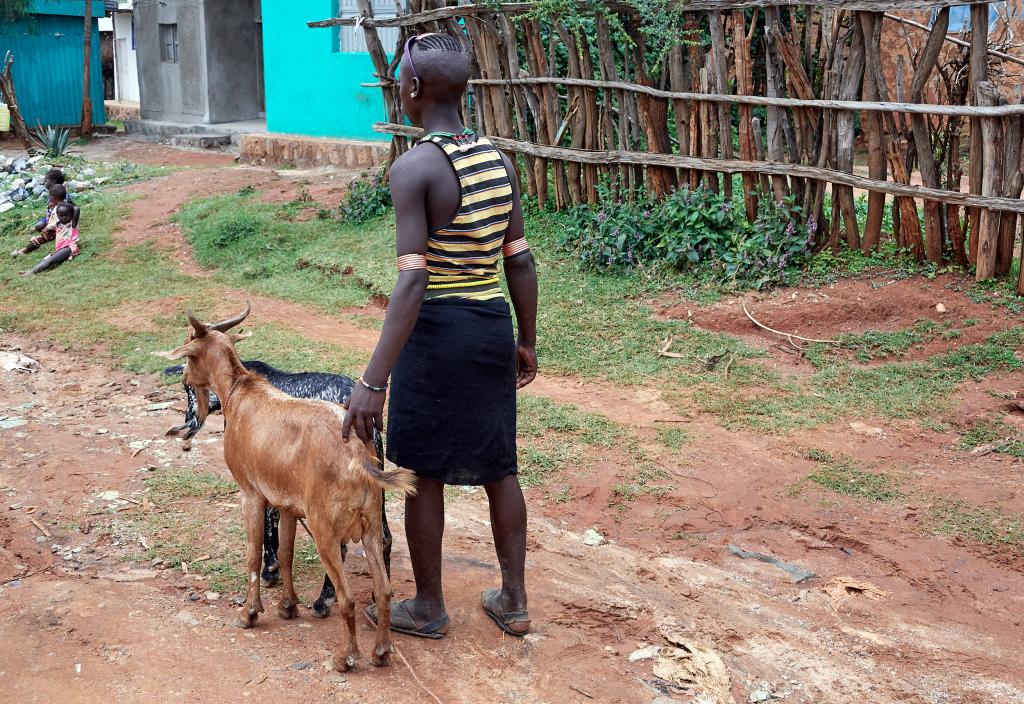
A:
658 336 687 359
359 611 444 704
741 300 839 346
29 517 50 538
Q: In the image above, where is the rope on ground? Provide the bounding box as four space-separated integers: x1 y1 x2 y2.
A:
741 300 839 346
297 517 315 540
359 611 445 704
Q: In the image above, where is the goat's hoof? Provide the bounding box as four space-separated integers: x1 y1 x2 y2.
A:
371 646 391 667
261 571 281 588
311 600 333 619
331 654 357 672
277 600 298 620
234 608 260 629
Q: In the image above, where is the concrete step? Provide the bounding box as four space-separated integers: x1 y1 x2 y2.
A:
169 133 231 149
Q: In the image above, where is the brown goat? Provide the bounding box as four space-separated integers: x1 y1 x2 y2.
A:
158 309 415 670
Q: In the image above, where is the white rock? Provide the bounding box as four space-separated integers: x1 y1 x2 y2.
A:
175 611 200 627
204 591 221 601
582 528 605 546
628 645 661 662
97 490 120 501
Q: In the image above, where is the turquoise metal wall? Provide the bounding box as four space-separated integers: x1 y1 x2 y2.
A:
0 4 106 128
263 1 389 142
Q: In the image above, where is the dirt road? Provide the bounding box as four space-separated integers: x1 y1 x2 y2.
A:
2 139 1023 703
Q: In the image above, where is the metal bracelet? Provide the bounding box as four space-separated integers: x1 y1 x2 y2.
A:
358 376 388 393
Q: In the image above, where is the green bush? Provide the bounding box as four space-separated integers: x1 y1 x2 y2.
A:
339 169 391 224
561 181 814 289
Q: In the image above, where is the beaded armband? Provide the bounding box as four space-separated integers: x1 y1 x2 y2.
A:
502 238 530 259
397 253 428 271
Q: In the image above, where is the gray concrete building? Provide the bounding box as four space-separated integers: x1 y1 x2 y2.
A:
135 0 264 124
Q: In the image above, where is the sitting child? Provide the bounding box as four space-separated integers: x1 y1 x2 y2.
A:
20 202 79 276
11 184 74 258
35 169 79 227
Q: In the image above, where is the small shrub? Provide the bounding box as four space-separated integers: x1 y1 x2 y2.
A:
562 180 813 289
339 169 391 224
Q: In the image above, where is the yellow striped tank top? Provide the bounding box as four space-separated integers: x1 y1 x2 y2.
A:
420 132 513 301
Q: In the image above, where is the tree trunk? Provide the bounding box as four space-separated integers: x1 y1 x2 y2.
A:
81 0 93 137
0 52 33 149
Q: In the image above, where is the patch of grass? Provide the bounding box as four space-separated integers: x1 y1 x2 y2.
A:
805 449 905 502
200 560 247 593
145 468 237 502
346 313 385 331
553 485 573 503
517 395 620 446
697 329 1024 433
518 441 583 487
928 498 1024 553
657 426 690 450
919 418 951 433
955 417 1024 458
175 193 396 312
612 465 673 502
672 531 706 546
835 320 947 362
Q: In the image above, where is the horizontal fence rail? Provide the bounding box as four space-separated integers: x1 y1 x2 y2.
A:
376 122 1024 214
468 77 1024 117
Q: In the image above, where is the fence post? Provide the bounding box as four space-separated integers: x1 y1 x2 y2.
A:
975 81 1003 281
967 2 989 265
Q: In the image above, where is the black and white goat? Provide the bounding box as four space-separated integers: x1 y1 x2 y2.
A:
162 305 389 619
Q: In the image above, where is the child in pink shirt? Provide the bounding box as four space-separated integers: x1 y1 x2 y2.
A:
21 202 80 276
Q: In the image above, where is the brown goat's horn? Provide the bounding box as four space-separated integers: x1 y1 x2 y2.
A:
208 300 252 332
185 310 208 336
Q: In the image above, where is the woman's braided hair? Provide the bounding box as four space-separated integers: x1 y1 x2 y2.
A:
415 32 463 53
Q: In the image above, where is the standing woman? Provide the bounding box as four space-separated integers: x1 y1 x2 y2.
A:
343 32 538 639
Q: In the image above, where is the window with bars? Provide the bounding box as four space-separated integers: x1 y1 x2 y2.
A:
336 0 402 53
159 23 178 63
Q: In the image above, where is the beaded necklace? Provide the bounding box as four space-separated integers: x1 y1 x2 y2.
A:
421 127 477 152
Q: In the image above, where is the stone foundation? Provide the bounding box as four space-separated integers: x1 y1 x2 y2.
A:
104 100 141 121
239 133 388 170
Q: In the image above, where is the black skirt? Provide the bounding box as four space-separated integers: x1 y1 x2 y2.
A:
386 296 518 485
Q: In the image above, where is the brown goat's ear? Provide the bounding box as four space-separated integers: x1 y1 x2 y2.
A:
185 310 208 338
230 330 253 344
153 341 200 361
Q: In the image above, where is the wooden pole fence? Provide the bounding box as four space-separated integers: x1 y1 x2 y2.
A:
313 2 1024 286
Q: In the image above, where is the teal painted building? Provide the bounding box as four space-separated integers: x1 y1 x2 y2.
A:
262 1 392 142
0 0 106 128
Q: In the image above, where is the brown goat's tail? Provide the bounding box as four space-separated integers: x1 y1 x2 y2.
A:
349 444 417 496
